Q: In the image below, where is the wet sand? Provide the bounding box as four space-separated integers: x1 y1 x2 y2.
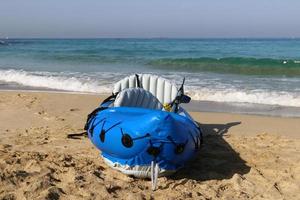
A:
0 91 299 200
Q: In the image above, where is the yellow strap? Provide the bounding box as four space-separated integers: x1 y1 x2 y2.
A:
163 103 172 112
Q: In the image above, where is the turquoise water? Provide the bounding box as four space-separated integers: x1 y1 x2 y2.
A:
0 38 300 111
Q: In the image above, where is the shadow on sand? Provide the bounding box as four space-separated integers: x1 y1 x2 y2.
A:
171 121 251 181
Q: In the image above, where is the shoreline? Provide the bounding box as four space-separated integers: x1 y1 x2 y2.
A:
1 89 299 118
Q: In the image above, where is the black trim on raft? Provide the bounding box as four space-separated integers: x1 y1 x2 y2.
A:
120 129 151 148
84 106 108 131
189 131 199 151
169 76 191 113
193 126 204 151
121 134 133 148
174 144 185 154
135 74 141 88
187 125 204 151
132 133 150 141
99 121 106 142
120 128 134 148
167 136 187 154
147 146 160 157
100 93 118 106
90 118 106 138
147 141 164 157
100 130 106 142
198 126 204 149
99 121 122 143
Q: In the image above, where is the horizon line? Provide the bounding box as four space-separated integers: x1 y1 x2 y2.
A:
2 37 300 40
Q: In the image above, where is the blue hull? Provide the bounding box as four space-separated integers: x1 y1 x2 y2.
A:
87 107 202 173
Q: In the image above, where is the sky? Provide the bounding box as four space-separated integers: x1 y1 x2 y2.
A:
0 0 300 38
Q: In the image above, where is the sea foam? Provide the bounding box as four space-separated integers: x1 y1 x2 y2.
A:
1 69 300 108
186 87 300 107
0 69 112 93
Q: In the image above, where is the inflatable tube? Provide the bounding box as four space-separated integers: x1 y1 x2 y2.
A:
85 74 203 190
87 107 201 178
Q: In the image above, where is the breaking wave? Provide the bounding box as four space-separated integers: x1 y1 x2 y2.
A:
0 69 112 93
0 69 300 107
186 87 300 107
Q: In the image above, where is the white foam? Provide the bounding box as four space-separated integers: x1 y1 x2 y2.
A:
0 69 112 93
186 87 300 107
1 69 300 108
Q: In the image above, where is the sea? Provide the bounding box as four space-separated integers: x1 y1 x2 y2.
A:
0 38 300 117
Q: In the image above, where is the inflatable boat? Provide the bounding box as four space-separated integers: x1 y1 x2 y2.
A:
85 74 203 190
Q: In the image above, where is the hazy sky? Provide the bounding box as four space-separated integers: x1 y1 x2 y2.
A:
1 0 300 38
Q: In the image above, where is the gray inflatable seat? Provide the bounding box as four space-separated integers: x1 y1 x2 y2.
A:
113 74 178 105
114 88 163 110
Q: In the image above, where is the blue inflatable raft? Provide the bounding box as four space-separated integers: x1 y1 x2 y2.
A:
85 74 203 190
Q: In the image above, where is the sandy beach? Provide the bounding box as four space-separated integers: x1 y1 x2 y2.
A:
0 91 299 200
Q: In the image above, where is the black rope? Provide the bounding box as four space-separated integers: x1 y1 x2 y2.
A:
132 133 150 141
67 131 88 139
179 77 185 93
84 107 107 130
189 131 199 151
105 121 122 133
89 118 106 137
170 77 187 113
101 93 118 106
100 121 122 142
198 126 204 147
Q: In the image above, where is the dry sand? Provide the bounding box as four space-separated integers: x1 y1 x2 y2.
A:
0 91 299 200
